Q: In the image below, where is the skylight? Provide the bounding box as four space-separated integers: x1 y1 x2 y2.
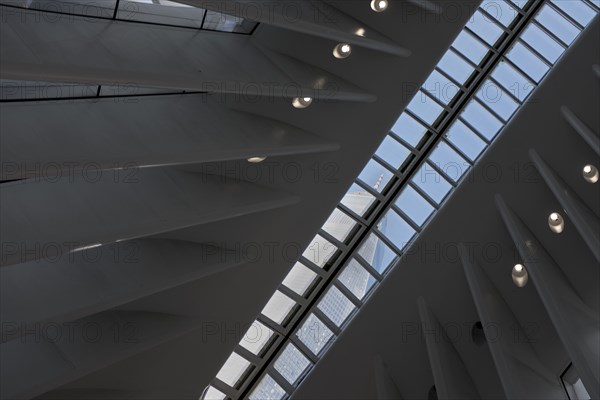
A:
203 1 599 398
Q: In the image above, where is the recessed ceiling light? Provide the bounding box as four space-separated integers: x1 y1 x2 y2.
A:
583 164 599 183
247 156 267 163
371 0 388 12
548 212 564 234
512 264 528 287
292 97 313 109
355 28 366 37
333 43 352 59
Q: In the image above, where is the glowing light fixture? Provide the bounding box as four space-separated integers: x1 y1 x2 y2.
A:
548 212 565 234
292 97 313 109
583 164 599 183
512 264 528 287
247 156 267 163
333 43 352 59
371 0 388 12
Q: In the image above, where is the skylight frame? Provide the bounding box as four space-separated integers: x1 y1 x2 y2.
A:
204 1 599 398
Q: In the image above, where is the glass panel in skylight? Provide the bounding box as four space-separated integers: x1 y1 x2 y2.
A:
428 141 470 183
337 259 375 300
466 10 504 46
550 0 596 26
203 10 257 33
297 313 334 356
240 320 274 356
491 60 534 101
274 343 311 385
249 374 286 400
358 233 398 274
476 81 520 121
9 0 117 17
535 4 579 45
506 42 550 82
445 120 487 162
379 210 416 251
480 0 519 27
460 100 504 140
521 23 565 63
261 291 296 325
317 286 356 327
117 0 205 28
322 208 357 243
437 50 476 84
412 162 453 204
395 185 435 226
215 352 251 387
340 184 376 217
358 159 394 193
406 91 444 126
282 262 318 297
375 136 411 169
303 234 338 268
390 113 429 148
423 70 461 105
451 30 490 64
203 386 226 400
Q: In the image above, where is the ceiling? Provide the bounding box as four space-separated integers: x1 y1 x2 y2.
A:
0 1 478 399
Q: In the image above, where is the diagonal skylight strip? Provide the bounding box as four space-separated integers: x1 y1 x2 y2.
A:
203 1 599 398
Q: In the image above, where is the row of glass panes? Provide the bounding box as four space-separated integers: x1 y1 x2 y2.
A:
204 1 598 399
0 0 257 33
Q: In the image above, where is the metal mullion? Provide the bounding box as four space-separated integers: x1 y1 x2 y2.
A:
317 228 349 252
447 46 486 72
332 279 363 309
434 67 470 93
298 257 329 279
474 95 509 124
236 345 263 367
425 158 459 188
256 315 287 337
461 25 498 56
112 0 120 19
403 109 439 135
370 226 404 256
477 6 514 34
211 378 237 400
371 155 406 180
408 180 441 210
502 0 528 16
456 115 492 145
267 367 296 396
353 254 384 282
498 53 540 87
386 131 421 155
530 18 570 48
289 335 320 365
545 0 586 30
486 74 524 104
278 284 308 307
354 178 386 201
312 308 342 336
442 135 477 167
337 203 369 226
517 37 554 67
584 0 600 11
390 204 423 234
420 88 455 113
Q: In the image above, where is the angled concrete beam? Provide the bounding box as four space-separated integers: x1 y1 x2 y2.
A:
0 311 202 400
459 244 565 399
495 195 600 399
0 95 340 181
561 106 600 156
417 297 480 400
1 239 245 341
0 9 374 102
0 169 299 267
178 0 411 57
406 0 442 14
373 355 404 400
593 64 600 79
529 149 600 263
